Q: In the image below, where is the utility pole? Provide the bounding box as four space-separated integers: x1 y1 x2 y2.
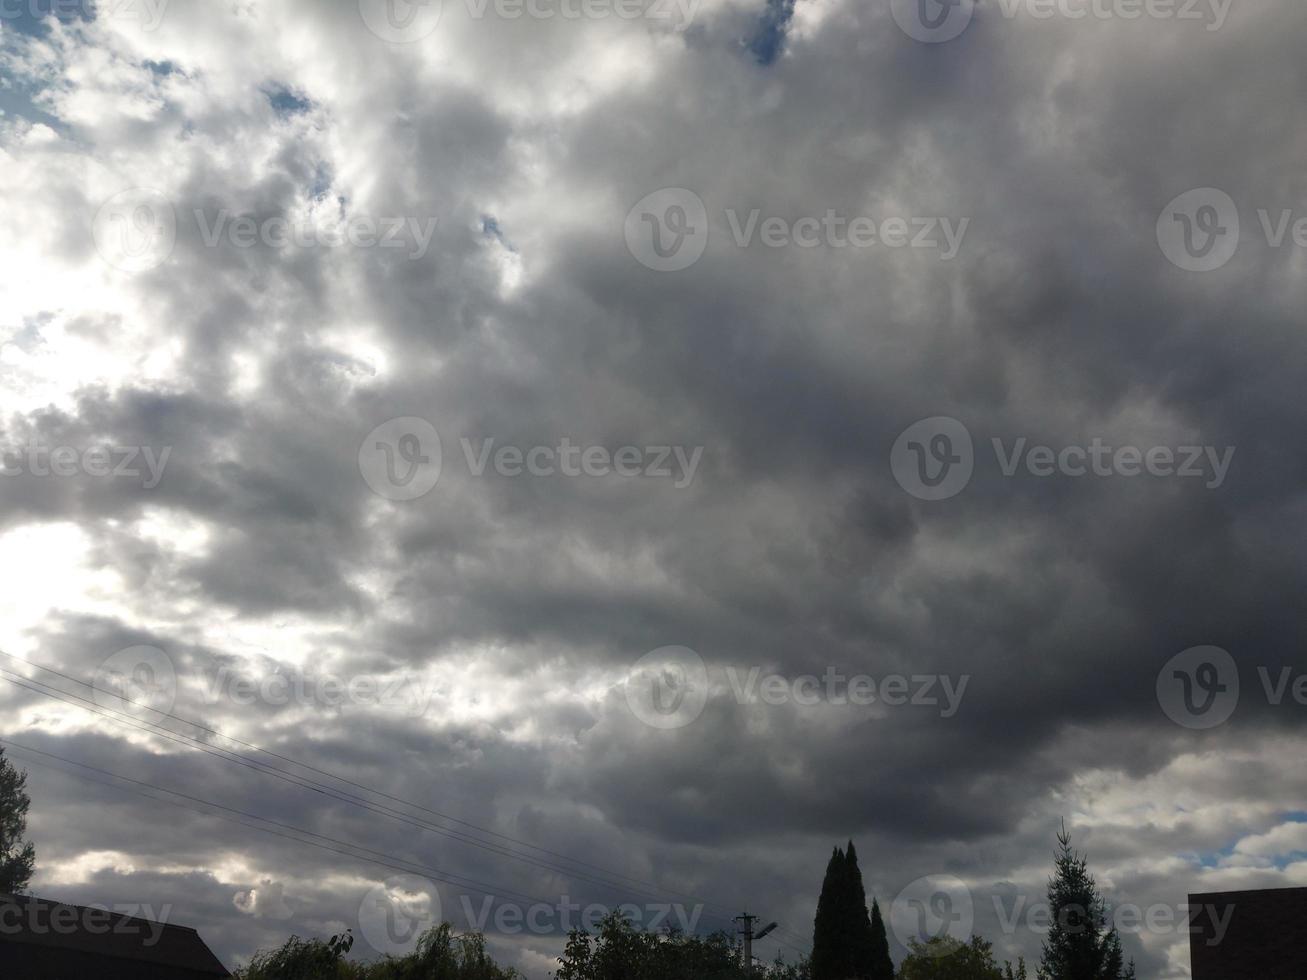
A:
735 913 777 975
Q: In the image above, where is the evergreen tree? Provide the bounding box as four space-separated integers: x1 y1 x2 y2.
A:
0 747 35 894
1035 824 1130 980
812 846 847 980
868 898 895 980
1098 934 1135 980
1099 930 1123 980
846 842 877 978
812 842 890 980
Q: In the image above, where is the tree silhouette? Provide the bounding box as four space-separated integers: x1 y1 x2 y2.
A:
0 747 35 894
1036 824 1134 980
899 935 1005 979
812 842 887 980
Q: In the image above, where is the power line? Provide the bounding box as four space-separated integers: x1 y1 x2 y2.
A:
8 736 810 961
0 666 714 912
0 652 808 956
0 736 557 908
0 647 687 896
0 736 790 951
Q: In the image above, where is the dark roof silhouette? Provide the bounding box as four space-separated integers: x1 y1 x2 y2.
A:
0 892 229 979
1189 886 1307 980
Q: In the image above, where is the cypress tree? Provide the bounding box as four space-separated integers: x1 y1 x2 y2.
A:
814 842 893 980
868 897 894 980
812 846 846 980
846 841 876 977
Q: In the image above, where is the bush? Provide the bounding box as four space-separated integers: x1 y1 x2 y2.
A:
555 911 809 980
235 915 809 980
233 925 520 980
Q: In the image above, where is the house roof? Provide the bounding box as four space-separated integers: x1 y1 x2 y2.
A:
0 893 229 977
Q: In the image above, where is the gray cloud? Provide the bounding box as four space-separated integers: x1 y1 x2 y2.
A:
1 1 1306 977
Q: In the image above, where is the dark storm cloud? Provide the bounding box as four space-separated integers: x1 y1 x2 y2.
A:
2 0 1306 976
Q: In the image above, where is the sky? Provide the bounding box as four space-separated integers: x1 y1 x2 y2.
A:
1 1 1306 977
